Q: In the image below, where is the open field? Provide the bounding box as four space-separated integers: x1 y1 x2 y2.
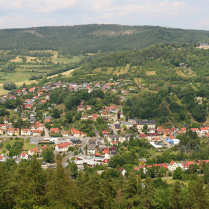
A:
114 64 129 75
10 56 23 63
162 178 189 185
54 55 84 64
134 77 142 85
146 71 156 75
176 68 187 77
47 69 74 79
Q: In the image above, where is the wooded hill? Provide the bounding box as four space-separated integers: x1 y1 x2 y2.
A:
1 24 209 55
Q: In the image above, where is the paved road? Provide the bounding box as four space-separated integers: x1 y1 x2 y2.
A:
62 137 89 167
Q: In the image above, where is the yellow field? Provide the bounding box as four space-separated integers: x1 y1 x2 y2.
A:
113 64 129 75
146 71 156 75
10 56 23 62
176 68 187 77
0 88 8 95
134 77 142 85
47 69 74 79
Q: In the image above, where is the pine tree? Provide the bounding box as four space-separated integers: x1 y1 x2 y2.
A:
187 179 208 208
45 154 78 208
171 181 183 209
143 177 156 208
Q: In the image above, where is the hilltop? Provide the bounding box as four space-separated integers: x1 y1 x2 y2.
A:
0 24 209 55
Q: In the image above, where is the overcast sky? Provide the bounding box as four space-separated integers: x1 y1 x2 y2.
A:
0 0 209 30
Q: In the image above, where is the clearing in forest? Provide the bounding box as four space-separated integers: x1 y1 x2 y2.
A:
175 68 187 77
134 77 142 85
146 71 156 75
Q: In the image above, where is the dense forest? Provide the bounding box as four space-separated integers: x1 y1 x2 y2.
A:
1 155 209 209
0 24 209 55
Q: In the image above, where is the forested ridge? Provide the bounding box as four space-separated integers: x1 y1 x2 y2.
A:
0 24 209 55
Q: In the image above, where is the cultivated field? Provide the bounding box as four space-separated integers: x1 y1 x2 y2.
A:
146 71 156 75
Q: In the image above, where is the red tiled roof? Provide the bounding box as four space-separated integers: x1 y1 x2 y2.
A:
32 130 42 133
103 148 109 154
154 164 167 169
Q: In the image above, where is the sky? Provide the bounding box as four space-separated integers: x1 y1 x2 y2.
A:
0 0 209 30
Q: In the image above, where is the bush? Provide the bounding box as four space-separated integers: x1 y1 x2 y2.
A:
3 82 16 90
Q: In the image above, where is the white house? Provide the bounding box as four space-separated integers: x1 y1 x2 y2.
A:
167 160 179 171
55 142 71 152
21 129 31 136
28 147 39 156
87 144 97 155
118 167 127 176
21 153 28 160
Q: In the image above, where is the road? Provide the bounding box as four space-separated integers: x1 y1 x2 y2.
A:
62 137 89 167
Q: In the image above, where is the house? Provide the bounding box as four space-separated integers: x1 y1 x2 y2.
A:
154 164 168 170
41 100 47 104
25 104 32 109
95 83 100 88
191 128 199 133
137 120 156 130
181 128 187 133
107 134 121 143
167 159 179 171
38 92 43 97
29 87 35 93
71 128 83 137
21 129 31 136
200 128 209 134
61 132 68 137
32 129 42 137
36 121 44 129
28 147 39 156
102 130 109 137
134 165 148 174
41 145 49 152
118 167 127 176
121 133 134 142
21 116 28 121
114 124 121 131
103 148 109 154
8 128 19 136
87 144 97 155
77 105 85 111
50 128 59 135
55 142 72 152
21 153 28 160
182 161 194 170
0 124 8 130
105 106 115 113
138 133 147 138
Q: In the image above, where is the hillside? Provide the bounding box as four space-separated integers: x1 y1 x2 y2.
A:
1 24 209 55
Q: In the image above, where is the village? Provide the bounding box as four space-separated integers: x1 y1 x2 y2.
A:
0 78 208 176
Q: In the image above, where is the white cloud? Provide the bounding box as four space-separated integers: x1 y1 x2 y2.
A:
0 15 57 28
0 0 77 12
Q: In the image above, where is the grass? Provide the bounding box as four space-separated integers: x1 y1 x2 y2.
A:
146 71 156 75
0 138 24 155
23 142 36 151
134 77 142 85
176 68 187 77
163 178 189 185
10 56 23 62
47 69 74 79
55 56 81 64
0 88 8 95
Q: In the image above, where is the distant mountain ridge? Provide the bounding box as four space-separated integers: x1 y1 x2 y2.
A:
1 24 209 55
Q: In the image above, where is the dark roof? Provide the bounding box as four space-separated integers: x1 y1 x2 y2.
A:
114 124 121 129
109 134 120 139
122 133 134 137
137 120 156 125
